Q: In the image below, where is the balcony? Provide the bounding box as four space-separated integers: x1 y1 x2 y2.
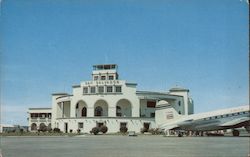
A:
30 117 51 123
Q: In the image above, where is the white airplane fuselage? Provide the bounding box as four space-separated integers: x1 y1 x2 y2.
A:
160 105 250 135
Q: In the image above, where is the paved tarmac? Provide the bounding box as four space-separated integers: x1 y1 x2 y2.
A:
1 135 249 157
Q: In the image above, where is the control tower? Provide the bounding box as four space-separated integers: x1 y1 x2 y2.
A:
92 64 119 81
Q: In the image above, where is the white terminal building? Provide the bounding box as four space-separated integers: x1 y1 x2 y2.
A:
28 64 194 133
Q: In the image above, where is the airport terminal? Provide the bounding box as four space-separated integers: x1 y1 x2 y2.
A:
27 64 194 133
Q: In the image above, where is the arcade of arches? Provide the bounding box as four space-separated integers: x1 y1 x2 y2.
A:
74 99 132 117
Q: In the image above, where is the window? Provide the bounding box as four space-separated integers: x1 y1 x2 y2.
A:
31 113 38 118
150 113 155 118
147 101 156 108
97 122 104 127
101 76 106 80
178 101 181 106
108 76 114 80
90 87 96 93
116 106 121 117
98 86 104 93
39 113 46 118
143 123 150 131
178 111 181 114
81 107 87 117
120 122 127 128
83 87 88 94
95 106 103 116
215 116 218 119
78 122 83 129
115 86 122 93
107 86 113 93
94 76 98 80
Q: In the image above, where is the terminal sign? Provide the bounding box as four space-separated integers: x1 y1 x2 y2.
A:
85 80 120 86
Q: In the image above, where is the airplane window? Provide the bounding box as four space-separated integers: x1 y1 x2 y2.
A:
215 116 218 119
220 115 223 118
226 114 229 117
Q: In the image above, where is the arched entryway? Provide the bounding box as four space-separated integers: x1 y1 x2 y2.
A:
94 99 108 117
76 100 87 117
31 123 37 131
39 123 47 130
116 99 132 117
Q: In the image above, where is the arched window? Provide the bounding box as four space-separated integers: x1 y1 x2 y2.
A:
81 107 87 117
39 123 47 131
116 106 121 117
95 106 103 116
31 123 37 130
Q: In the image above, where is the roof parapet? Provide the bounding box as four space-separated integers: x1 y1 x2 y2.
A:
52 93 69 96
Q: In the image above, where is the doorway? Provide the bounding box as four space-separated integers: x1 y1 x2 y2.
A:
64 123 68 133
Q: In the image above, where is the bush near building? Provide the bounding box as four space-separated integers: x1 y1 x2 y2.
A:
53 128 61 133
120 126 128 134
91 127 100 135
77 129 81 134
140 127 148 134
100 125 108 134
148 128 164 135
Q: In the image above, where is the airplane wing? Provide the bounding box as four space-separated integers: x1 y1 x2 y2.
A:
159 124 179 130
219 117 250 127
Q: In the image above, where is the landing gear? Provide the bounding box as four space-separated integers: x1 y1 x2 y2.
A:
232 130 240 136
177 132 183 137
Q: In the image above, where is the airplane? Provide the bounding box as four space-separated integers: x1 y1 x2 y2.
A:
159 105 250 137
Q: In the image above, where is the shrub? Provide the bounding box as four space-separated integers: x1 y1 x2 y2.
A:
91 127 99 135
100 125 108 134
140 128 148 134
53 128 61 133
20 129 24 134
77 129 81 134
148 128 163 135
120 126 128 134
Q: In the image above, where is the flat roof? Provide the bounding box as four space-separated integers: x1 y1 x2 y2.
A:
28 108 51 110
52 93 69 96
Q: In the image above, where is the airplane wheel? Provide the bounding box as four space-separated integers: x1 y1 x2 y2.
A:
232 130 240 136
178 133 183 137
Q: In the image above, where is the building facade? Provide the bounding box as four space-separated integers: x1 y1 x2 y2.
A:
28 64 194 133
27 108 52 131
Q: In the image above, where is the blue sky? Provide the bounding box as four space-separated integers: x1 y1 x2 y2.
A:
1 0 249 125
